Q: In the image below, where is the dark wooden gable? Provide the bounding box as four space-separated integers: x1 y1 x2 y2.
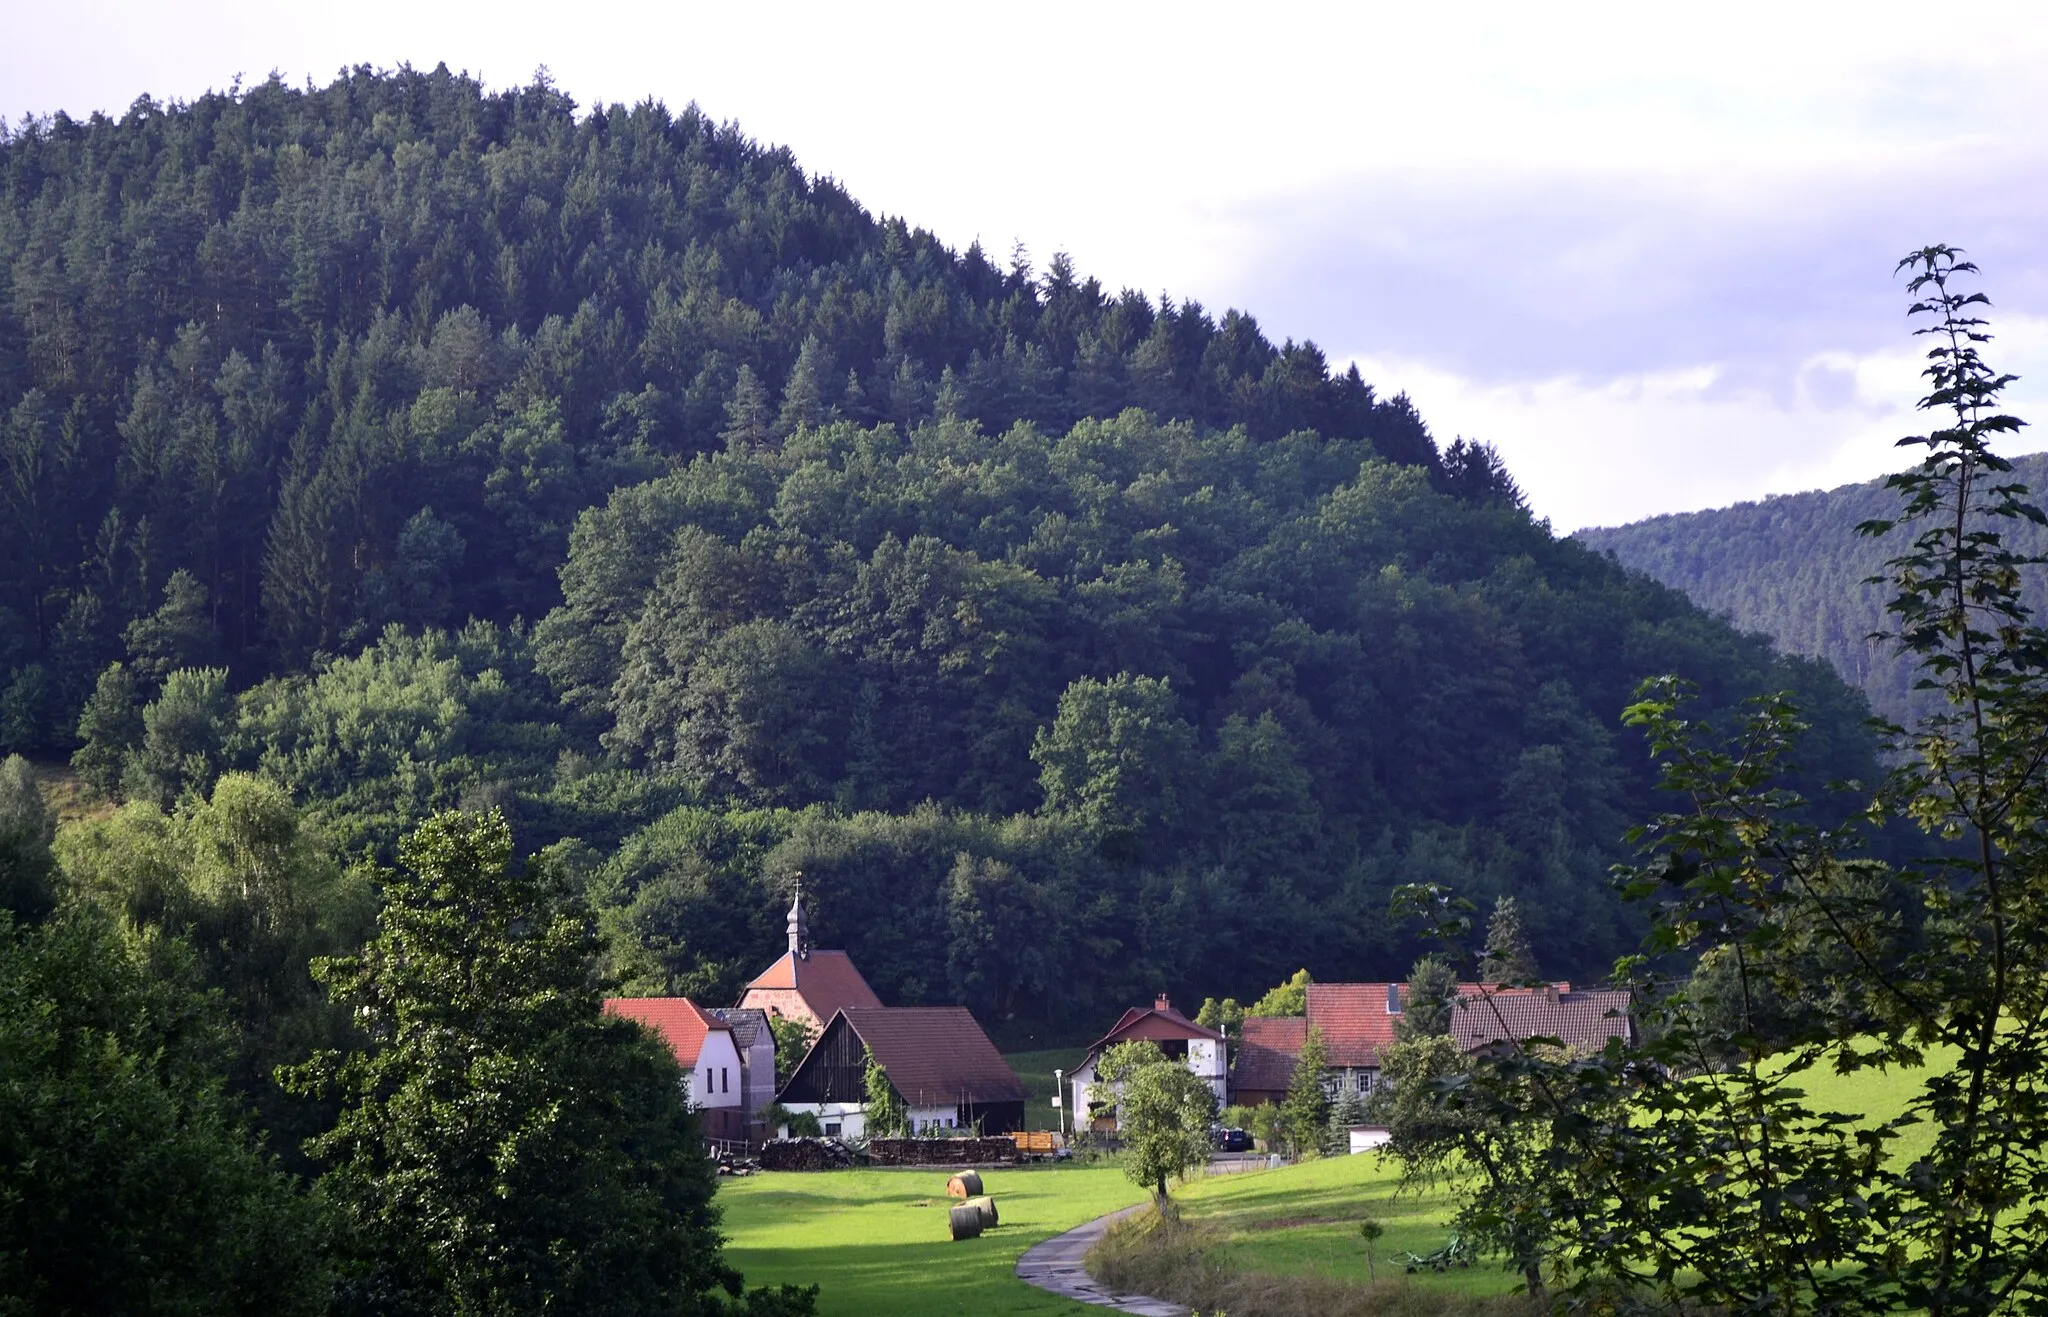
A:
775 1011 871 1104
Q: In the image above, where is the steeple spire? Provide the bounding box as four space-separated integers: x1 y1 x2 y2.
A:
786 875 809 960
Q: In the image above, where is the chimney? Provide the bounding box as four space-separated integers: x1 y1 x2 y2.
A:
1155 993 1171 1013
1386 983 1403 1014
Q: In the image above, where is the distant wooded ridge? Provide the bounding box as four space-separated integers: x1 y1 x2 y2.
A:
1575 451 2048 729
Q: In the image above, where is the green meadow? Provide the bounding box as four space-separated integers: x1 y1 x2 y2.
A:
719 1165 1148 1316
720 1051 1951 1314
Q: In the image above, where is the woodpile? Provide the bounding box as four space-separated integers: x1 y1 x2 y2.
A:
756 1138 853 1171
948 1204 984 1241
714 1150 761 1177
870 1138 1020 1166
946 1170 984 1198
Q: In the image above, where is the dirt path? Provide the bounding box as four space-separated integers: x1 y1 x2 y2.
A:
1013 1204 1188 1316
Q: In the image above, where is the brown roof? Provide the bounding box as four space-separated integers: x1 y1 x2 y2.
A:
1079 997 1224 1070
1236 983 1632 1080
1306 981 1590 1068
840 1006 1026 1106
742 950 883 1018
604 997 729 1069
1234 1016 1308 1092
1450 988 1634 1053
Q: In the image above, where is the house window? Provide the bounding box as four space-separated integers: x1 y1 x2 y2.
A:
825 1122 841 1136
722 1067 730 1093
1357 1072 1373 1093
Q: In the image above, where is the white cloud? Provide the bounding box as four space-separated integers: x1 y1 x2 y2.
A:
1349 313 2048 532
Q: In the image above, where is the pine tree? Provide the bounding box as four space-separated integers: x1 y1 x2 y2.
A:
721 365 772 451
1480 895 1540 984
1396 954 1459 1041
775 337 835 439
1280 1024 1332 1158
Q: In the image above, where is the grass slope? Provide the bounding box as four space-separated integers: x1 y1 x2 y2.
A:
1002 1048 1086 1132
1169 1155 1502 1296
719 1165 1147 1316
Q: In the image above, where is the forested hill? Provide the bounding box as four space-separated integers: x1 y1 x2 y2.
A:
0 63 1495 703
0 67 1885 1023
1575 452 2048 728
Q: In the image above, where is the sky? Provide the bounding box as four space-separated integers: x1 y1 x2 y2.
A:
6 0 2047 531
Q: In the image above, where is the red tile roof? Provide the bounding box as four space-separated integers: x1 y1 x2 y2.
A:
743 950 883 1019
1233 982 1633 1085
839 1007 1027 1107
1234 1016 1308 1093
605 997 730 1069
1304 983 1403 1068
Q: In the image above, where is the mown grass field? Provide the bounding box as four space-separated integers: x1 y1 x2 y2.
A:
718 1164 1148 1316
720 1052 1948 1315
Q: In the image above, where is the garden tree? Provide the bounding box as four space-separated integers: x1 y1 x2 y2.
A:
1248 968 1311 1018
72 661 143 797
1279 1024 1332 1157
1098 1040 1216 1208
285 809 807 1317
1194 994 1245 1045
0 906 326 1314
1324 1085 1368 1156
1478 895 1539 984
862 1045 908 1138
0 754 57 919
1394 954 1459 1041
1370 1029 1557 1297
770 1015 818 1083
1418 248 2048 1317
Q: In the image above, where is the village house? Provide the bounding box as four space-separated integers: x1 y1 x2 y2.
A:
775 1006 1027 1139
1233 980 1635 1106
708 1006 778 1119
736 885 882 1034
603 996 749 1141
1067 994 1228 1132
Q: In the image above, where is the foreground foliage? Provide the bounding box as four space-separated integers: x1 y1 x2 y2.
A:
1397 248 2048 1317
284 808 807 1316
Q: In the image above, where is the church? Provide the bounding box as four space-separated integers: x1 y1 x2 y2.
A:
736 884 883 1034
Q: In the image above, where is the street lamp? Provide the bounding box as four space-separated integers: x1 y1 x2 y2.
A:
1053 1068 1065 1140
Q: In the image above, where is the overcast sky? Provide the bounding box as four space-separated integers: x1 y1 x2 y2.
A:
6 0 2046 530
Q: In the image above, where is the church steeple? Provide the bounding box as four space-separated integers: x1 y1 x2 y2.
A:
786 876 809 960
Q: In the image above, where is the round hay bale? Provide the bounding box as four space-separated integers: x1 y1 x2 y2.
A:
964 1195 998 1228
948 1204 984 1240
946 1170 984 1198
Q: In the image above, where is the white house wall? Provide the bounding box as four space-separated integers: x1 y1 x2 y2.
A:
691 1032 744 1110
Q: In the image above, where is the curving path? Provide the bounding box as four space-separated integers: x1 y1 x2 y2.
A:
1014 1204 1190 1316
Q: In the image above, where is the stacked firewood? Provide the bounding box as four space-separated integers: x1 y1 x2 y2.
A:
756 1138 854 1171
868 1137 1020 1166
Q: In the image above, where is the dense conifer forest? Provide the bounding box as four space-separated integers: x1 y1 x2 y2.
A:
1576 451 2048 728
0 65 1890 1017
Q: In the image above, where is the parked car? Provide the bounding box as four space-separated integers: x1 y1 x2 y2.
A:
1210 1126 1253 1152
